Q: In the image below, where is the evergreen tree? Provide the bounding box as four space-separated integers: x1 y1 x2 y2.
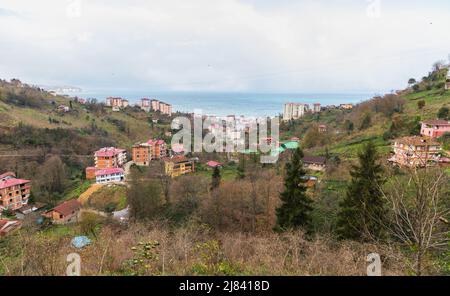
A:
236 156 246 180
275 147 313 232
337 141 386 241
211 166 221 190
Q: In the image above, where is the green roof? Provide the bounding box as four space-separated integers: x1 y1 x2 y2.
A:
281 141 299 150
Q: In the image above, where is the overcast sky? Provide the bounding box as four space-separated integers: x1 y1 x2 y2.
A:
0 0 449 93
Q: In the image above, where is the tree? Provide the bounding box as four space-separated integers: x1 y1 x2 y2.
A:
359 113 372 130
437 106 449 120
408 78 416 86
382 168 449 275
128 169 163 221
275 147 313 232
236 156 246 180
211 166 221 190
337 141 386 241
417 100 426 110
344 119 354 133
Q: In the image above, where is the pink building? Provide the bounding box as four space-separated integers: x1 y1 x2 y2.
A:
420 120 450 138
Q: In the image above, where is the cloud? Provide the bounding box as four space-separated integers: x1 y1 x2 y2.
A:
0 0 449 92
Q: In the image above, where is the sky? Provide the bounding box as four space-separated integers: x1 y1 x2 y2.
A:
0 0 450 93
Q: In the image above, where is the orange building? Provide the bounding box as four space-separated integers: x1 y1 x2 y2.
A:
164 156 195 178
0 172 31 212
86 147 127 180
132 139 167 166
43 199 81 225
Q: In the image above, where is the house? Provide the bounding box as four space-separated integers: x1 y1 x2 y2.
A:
43 199 81 225
95 168 125 184
15 202 47 219
57 105 70 113
420 120 450 138
318 124 327 133
340 104 353 110
164 156 195 178
0 219 22 237
303 156 327 172
389 136 442 167
302 176 318 189
445 73 450 90
207 161 223 168
0 172 31 212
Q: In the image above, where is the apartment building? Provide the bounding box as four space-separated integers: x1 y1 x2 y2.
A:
95 147 127 169
106 97 129 109
140 98 151 112
283 103 309 121
313 103 321 113
132 139 167 166
86 147 127 179
0 172 31 212
150 99 172 116
95 168 125 184
420 120 450 138
164 156 195 178
389 136 442 167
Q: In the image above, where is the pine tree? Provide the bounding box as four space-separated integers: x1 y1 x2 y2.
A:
275 147 313 231
337 141 386 241
211 166 221 190
236 156 246 180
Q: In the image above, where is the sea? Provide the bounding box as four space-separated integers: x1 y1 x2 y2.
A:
73 90 376 117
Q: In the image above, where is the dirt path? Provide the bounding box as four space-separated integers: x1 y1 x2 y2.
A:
78 183 104 205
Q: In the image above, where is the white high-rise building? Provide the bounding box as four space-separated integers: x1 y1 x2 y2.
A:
283 103 308 121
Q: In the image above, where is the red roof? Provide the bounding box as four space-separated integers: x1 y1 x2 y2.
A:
95 147 125 157
0 172 16 180
53 200 81 216
95 168 124 176
207 161 222 168
147 139 166 145
0 178 30 190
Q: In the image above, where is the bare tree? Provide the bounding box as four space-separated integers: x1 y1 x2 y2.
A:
381 167 449 275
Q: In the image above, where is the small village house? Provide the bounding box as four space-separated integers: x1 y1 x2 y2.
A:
164 156 195 178
318 124 327 133
420 120 450 138
132 139 167 166
389 136 442 167
0 219 22 237
57 105 70 113
95 168 125 184
303 156 327 172
43 199 81 225
340 103 353 110
0 172 31 212
207 161 223 168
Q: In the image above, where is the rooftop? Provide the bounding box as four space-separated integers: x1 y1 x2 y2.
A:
95 168 125 176
0 177 30 190
52 199 81 216
95 147 126 157
395 136 441 147
303 156 327 165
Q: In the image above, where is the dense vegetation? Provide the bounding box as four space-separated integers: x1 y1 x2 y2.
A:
0 62 449 276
